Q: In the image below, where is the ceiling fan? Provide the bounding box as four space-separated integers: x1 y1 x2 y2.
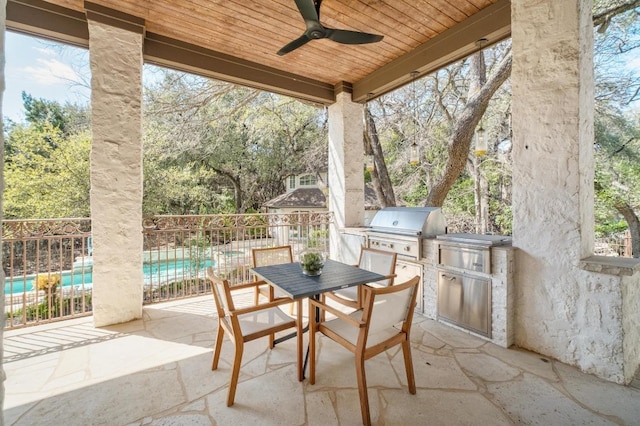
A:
278 0 384 56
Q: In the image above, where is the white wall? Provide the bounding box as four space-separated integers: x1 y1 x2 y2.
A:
88 19 144 326
511 0 640 384
1 0 7 417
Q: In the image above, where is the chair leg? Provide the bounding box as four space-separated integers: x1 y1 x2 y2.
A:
309 299 317 385
401 338 416 394
296 299 303 381
227 340 244 407
211 324 225 370
319 294 326 322
355 352 371 426
268 287 275 349
254 286 260 305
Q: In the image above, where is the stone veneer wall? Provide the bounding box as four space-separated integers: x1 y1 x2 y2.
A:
623 275 640 380
512 0 639 384
88 19 144 326
328 91 365 261
1 0 7 416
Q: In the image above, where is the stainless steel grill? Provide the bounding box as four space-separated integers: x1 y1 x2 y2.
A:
366 207 447 260
368 207 446 237
365 207 447 315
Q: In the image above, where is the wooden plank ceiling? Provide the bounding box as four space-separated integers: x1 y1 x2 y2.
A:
8 0 511 104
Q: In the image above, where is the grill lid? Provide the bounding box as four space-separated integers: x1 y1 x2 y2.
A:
369 207 447 237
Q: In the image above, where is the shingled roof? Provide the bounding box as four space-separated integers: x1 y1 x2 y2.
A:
263 185 382 210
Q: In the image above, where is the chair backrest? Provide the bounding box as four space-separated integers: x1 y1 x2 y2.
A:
361 275 419 335
206 267 235 318
251 245 293 267
358 247 397 287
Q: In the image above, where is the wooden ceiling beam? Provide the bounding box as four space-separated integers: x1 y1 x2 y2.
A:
352 0 512 102
6 0 89 48
144 33 335 105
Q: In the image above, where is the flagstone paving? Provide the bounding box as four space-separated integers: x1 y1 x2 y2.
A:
3 293 639 425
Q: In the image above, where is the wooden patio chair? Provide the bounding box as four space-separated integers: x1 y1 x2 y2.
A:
251 245 294 305
207 267 303 406
309 275 420 426
323 247 397 311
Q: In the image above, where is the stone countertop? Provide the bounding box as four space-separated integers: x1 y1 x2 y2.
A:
339 227 369 236
436 233 513 247
580 255 640 276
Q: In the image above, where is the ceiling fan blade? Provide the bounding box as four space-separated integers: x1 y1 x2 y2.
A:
294 0 320 24
325 28 384 45
278 34 312 56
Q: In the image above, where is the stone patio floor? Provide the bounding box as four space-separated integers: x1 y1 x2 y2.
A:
3 292 640 425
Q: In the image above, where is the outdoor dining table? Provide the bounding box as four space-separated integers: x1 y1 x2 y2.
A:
250 258 386 379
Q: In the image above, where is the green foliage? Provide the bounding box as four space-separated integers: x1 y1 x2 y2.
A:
142 70 327 214
307 229 329 249
300 250 325 275
22 92 68 132
4 121 90 218
595 219 628 237
442 176 476 216
6 293 92 324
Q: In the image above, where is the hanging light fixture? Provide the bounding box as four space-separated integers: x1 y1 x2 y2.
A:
475 121 487 156
409 71 420 166
365 152 375 172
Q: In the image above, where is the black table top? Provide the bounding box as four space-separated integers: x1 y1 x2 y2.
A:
251 259 386 299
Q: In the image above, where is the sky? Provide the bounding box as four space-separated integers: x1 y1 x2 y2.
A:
3 31 91 123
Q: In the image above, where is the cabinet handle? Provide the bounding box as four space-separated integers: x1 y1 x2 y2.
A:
441 274 457 281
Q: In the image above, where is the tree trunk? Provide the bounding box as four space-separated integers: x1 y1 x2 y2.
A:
425 51 512 207
213 167 244 213
365 106 396 207
614 201 640 258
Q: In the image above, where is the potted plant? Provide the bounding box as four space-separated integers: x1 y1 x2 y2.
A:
299 250 326 276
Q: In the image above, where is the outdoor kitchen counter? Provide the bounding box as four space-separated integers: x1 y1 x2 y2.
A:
428 234 516 348
338 227 369 264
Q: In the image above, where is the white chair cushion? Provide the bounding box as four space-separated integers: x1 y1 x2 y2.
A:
332 286 358 301
237 307 294 336
322 311 401 348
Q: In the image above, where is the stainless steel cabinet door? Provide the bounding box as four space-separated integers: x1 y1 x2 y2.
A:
437 270 491 337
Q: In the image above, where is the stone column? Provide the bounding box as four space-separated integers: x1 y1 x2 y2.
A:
88 16 144 326
511 0 638 383
327 90 365 261
1 0 7 415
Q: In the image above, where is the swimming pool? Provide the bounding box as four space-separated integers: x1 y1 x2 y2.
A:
4 257 217 295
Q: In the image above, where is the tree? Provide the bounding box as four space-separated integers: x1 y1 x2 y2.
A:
366 0 640 238
142 69 326 214
21 91 90 135
366 41 513 234
4 122 90 218
592 0 640 256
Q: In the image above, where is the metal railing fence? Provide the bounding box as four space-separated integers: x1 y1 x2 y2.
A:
2 219 93 329
141 212 332 303
2 212 333 329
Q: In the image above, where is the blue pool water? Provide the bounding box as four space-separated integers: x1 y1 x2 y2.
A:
5 258 217 295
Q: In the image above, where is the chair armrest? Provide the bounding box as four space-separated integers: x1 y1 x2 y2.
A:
309 298 365 327
230 297 294 316
228 280 268 291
